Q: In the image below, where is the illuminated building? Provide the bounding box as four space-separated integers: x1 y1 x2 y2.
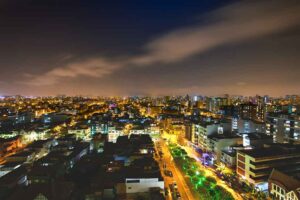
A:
255 95 266 122
41 113 70 125
108 128 124 143
266 113 300 143
236 119 265 134
206 97 229 114
236 144 300 190
15 112 34 124
241 132 273 148
192 121 231 151
268 169 300 200
239 102 257 120
219 105 239 118
207 134 242 164
221 147 243 168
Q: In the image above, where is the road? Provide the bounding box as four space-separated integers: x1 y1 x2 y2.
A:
181 143 243 200
155 138 196 200
0 144 27 164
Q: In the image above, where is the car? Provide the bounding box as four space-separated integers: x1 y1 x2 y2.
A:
173 182 178 189
175 192 181 199
164 170 173 177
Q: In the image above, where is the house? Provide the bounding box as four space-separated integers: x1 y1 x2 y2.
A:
268 169 300 200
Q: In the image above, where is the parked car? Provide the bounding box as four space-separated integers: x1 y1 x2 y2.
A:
164 170 173 177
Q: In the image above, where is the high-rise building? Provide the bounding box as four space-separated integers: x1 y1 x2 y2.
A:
266 113 300 143
239 103 257 120
206 97 229 114
255 96 266 122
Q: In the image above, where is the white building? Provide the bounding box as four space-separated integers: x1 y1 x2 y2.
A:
269 169 300 200
125 178 164 193
193 122 231 151
108 128 124 143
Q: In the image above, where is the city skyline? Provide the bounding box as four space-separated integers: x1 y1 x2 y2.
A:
1 0 300 96
1 1 300 198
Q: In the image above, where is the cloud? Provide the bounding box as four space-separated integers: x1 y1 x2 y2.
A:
23 0 300 86
133 0 300 64
24 58 120 86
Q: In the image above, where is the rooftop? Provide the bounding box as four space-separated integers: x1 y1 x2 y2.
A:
238 144 300 158
269 169 300 192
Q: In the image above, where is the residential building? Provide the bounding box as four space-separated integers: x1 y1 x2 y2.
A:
266 113 300 143
268 169 300 200
207 134 242 163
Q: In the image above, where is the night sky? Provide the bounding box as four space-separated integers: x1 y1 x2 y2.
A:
0 0 300 97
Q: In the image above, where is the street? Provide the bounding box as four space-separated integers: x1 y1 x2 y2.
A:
181 144 243 200
155 138 197 200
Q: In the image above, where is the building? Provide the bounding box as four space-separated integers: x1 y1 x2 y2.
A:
241 132 273 148
15 112 34 124
108 127 124 143
221 148 240 168
219 105 239 118
0 166 27 199
68 126 90 138
184 122 193 141
236 119 265 134
266 113 300 143
239 103 257 120
0 161 22 178
207 134 242 164
90 122 109 135
124 177 164 194
25 139 55 159
41 113 70 124
255 96 266 122
236 144 300 190
7 181 74 200
5 151 35 163
206 97 229 114
193 121 231 151
268 169 300 200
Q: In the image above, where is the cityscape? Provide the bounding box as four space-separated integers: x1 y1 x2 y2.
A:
0 1 300 200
